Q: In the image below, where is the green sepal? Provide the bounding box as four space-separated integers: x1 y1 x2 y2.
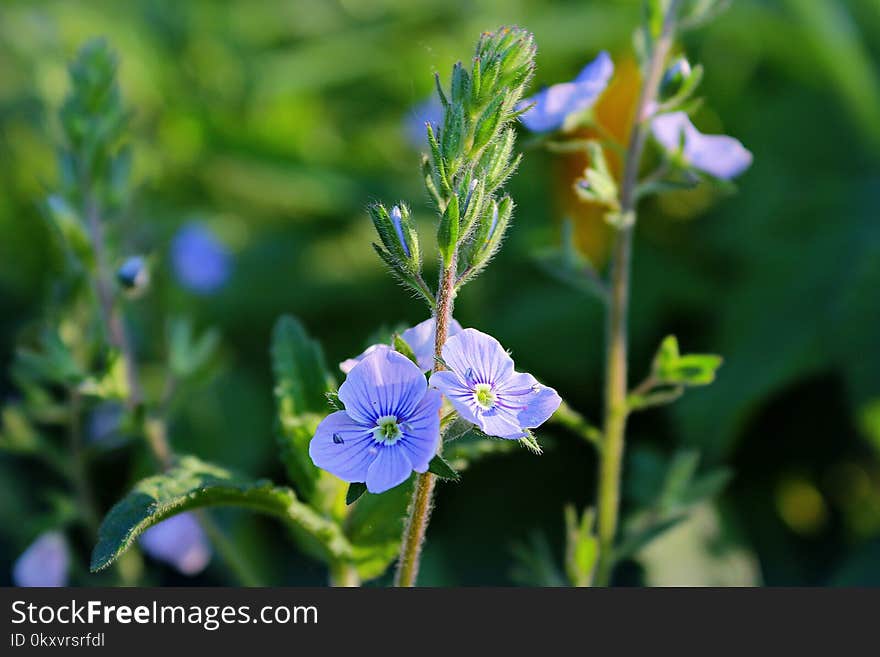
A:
346 482 367 506
427 454 461 481
391 333 418 367
437 192 460 266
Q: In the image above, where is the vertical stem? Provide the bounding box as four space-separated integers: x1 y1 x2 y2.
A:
394 256 457 587
594 0 680 587
86 197 145 411
68 390 101 536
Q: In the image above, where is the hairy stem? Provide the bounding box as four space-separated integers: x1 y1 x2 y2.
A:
594 0 680 587
395 256 457 587
85 197 145 411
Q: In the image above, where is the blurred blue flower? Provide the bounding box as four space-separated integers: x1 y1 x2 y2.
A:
651 111 752 180
340 317 463 374
404 96 443 149
13 531 69 587
171 223 231 294
517 52 614 133
139 512 211 575
311 349 442 493
430 328 561 439
116 255 150 292
87 402 125 444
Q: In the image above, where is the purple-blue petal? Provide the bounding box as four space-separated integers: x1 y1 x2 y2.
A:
397 389 442 472
366 444 413 494
652 112 752 180
429 370 481 424
139 513 211 575
338 349 427 425
441 328 514 386
518 51 614 133
13 531 69 587
308 410 377 482
339 343 393 375
401 317 463 372
500 372 562 430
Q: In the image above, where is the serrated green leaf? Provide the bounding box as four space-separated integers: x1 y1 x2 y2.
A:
427 454 460 481
271 315 337 502
91 455 351 572
271 315 335 416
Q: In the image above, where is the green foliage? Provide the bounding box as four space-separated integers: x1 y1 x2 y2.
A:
564 505 598 586
628 336 722 411
533 219 608 302
617 449 732 563
91 455 351 572
271 315 338 506
420 26 535 282
168 318 220 380
427 454 460 482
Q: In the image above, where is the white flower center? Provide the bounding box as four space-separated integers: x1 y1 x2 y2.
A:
473 383 496 410
373 415 403 445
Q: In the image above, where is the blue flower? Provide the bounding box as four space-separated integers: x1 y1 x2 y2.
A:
517 52 614 133
13 531 69 587
171 222 231 294
310 348 442 493
651 111 752 180
340 317 464 374
429 328 561 439
139 512 211 575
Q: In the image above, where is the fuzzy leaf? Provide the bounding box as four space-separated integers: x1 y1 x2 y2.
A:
91 456 350 572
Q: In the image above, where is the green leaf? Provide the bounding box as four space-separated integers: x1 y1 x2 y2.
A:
168 317 220 379
91 456 351 572
427 454 460 481
652 335 722 387
680 468 734 506
272 315 335 416
346 482 367 506
345 477 414 580
271 315 336 502
615 515 688 563
564 505 598 586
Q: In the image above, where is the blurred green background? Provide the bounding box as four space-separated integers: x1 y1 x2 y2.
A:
1 0 879 585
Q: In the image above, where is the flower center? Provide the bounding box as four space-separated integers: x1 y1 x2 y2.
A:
373 415 403 445
473 383 496 410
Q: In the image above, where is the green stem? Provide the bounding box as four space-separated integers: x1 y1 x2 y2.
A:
593 0 680 587
394 257 457 587
68 390 101 536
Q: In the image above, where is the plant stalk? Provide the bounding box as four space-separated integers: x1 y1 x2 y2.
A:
394 256 457 587
593 0 680 587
